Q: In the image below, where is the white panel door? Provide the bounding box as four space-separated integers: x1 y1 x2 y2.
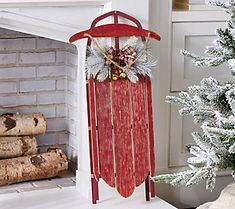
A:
169 103 202 167
171 21 231 92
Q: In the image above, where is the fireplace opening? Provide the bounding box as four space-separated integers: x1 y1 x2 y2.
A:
0 27 79 193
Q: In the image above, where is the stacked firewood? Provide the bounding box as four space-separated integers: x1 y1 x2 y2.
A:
0 113 68 186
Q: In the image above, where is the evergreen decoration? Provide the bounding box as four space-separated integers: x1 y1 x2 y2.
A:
152 0 235 191
86 36 157 83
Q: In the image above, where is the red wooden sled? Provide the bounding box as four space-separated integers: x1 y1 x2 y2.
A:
69 10 160 204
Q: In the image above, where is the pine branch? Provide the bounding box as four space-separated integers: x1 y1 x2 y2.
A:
123 67 139 83
229 142 235 154
152 170 196 186
152 167 217 191
181 1 235 75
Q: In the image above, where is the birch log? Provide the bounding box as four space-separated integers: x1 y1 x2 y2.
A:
0 149 68 186
0 136 38 159
0 113 47 136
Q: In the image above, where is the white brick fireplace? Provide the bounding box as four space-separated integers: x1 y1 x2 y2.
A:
0 0 150 200
0 28 79 171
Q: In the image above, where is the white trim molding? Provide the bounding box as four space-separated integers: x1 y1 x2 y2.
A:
0 10 78 42
0 1 110 42
0 0 107 7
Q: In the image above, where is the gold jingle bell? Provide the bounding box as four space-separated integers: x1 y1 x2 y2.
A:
119 72 127 79
112 74 119 81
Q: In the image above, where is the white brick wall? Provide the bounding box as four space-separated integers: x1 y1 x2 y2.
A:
37 132 68 146
68 80 78 94
0 53 17 65
18 106 56 118
56 51 66 63
0 38 36 50
0 67 36 79
36 37 65 49
0 95 37 106
20 80 56 92
19 52 56 64
0 28 33 38
37 92 65 105
37 65 66 77
66 66 76 79
0 82 17 93
66 93 77 107
0 28 78 170
66 49 79 171
47 118 67 132
56 105 67 117
66 51 78 66
56 79 66 90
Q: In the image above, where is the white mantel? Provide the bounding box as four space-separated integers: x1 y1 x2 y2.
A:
0 0 108 42
0 0 149 42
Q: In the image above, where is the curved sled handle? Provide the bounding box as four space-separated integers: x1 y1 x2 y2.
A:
69 10 161 43
69 24 161 43
88 10 147 47
90 10 143 29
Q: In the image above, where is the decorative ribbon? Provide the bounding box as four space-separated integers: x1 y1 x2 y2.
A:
84 33 150 71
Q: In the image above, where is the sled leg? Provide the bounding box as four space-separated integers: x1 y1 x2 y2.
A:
150 179 155 198
145 176 150 201
95 177 99 200
91 177 99 204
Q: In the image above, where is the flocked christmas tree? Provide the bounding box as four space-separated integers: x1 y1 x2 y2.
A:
152 0 235 191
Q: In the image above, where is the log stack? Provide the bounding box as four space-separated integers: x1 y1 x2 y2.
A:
0 112 68 186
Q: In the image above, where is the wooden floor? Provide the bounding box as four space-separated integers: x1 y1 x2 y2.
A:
0 186 177 209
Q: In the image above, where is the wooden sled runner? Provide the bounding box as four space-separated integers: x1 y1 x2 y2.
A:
69 10 161 204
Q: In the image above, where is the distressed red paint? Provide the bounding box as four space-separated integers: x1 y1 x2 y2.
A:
95 80 115 187
112 79 135 197
146 77 155 177
69 24 161 43
88 79 99 182
131 76 149 186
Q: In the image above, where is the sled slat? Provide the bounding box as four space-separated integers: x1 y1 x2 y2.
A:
146 77 155 176
131 76 149 186
88 79 99 181
112 79 135 198
96 80 115 187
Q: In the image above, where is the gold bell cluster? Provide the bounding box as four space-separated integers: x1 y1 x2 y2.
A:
111 69 127 81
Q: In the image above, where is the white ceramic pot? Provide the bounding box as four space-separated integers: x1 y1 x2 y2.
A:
197 183 235 209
